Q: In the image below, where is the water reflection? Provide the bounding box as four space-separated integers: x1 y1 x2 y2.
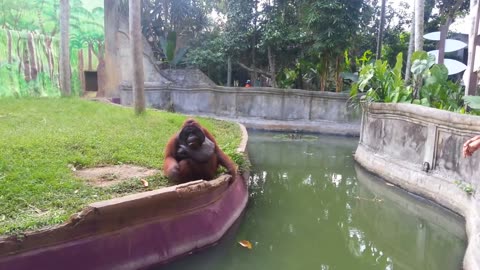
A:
352 164 466 270
156 132 465 270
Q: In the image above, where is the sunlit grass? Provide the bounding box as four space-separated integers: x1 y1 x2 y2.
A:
0 98 241 235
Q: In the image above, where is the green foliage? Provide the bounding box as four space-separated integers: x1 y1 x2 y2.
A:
409 51 464 112
0 98 242 235
454 180 475 196
351 52 412 103
0 30 62 97
352 50 466 113
166 31 177 62
277 68 298 89
411 51 436 76
0 0 105 97
159 31 189 67
417 64 464 111
185 29 226 84
463 95 480 110
303 0 363 55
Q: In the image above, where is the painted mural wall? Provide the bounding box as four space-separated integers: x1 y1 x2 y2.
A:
0 0 104 97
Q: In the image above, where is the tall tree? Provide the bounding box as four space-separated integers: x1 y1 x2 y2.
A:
59 0 71 96
405 12 415 82
130 0 145 114
303 0 364 91
435 0 468 64
376 0 387 59
223 0 254 82
414 0 424 51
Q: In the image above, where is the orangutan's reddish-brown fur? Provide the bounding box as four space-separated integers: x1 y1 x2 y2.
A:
163 118 237 183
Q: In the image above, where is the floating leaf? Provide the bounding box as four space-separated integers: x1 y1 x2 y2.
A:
141 179 149 187
238 240 253 249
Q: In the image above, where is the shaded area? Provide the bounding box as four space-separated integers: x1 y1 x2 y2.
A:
159 131 466 270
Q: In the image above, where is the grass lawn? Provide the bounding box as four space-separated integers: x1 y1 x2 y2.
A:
0 98 242 235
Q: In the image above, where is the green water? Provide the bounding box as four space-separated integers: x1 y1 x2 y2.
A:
160 132 466 270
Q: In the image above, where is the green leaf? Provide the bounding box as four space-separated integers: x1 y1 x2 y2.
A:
411 51 428 62
463 95 480 110
411 59 429 75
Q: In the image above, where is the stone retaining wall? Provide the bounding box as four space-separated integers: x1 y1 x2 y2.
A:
120 84 360 133
355 102 480 270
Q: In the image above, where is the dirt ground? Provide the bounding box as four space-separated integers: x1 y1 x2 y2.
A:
74 164 161 187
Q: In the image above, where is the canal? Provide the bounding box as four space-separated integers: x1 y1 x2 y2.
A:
159 131 466 270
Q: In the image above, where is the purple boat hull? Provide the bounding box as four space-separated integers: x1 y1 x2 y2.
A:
0 174 248 270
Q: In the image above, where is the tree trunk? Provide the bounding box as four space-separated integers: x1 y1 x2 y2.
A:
96 42 106 97
413 0 425 98
376 0 387 59
6 30 12 64
59 0 71 96
130 0 145 114
78 49 85 95
320 57 328 91
227 56 232 87
437 18 452 65
97 58 106 97
237 62 272 78
335 55 343 92
88 43 93 70
439 0 466 64
267 46 277 87
414 0 424 51
27 32 38 81
405 12 415 82
251 0 258 84
466 0 480 96
36 37 42 74
44 37 54 79
23 41 31 82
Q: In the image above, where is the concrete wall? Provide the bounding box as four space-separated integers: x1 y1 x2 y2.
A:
103 0 172 98
120 84 360 127
355 102 480 270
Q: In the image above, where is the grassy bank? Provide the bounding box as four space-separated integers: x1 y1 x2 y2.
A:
0 98 241 235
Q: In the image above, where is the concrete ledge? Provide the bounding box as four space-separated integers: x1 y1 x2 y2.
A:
356 102 480 270
0 123 250 270
120 84 361 136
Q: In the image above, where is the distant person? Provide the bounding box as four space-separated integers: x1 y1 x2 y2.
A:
463 135 480 157
245 80 251 88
